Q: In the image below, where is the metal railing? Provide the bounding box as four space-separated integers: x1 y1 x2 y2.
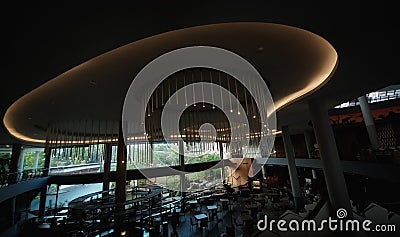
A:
334 89 400 108
49 163 102 175
0 168 48 188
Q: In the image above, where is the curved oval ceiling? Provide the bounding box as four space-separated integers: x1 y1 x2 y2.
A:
3 22 337 143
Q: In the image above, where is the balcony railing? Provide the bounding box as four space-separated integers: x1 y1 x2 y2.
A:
0 168 48 188
334 89 400 108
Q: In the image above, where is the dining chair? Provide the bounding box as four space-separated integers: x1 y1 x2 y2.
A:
190 217 198 231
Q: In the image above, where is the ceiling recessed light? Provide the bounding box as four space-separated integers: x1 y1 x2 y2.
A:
90 80 97 86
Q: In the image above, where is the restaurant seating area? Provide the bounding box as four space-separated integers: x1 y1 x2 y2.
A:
16 181 323 237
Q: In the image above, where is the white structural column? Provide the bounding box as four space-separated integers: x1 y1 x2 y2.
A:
18 149 25 172
304 130 317 179
33 151 40 170
281 125 304 213
261 165 267 179
308 99 352 215
358 95 379 149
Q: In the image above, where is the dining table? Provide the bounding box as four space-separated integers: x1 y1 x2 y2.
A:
194 213 208 228
207 205 218 220
220 198 229 210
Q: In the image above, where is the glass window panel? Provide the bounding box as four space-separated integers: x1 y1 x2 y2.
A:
184 142 220 164
49 144 104 175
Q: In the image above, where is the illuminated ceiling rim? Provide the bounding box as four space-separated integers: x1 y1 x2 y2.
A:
3 22 338 143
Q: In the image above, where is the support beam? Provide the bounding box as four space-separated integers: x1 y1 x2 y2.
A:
309 99 352 215
358 95 379 149
43 138 51 176
10 144 22 174
38 185 48 217
219 142 225 183
179 140 186 193
115 123 127 205
219 142 224 160
304 130 317 179
102 143 112 192
281 125 304 213
11 197 16 225
54 184 60 211
114 122 127 232
33 151 40 170
18 149 25 172
39 140 51 217
102 144 115 225
261 165 267 179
